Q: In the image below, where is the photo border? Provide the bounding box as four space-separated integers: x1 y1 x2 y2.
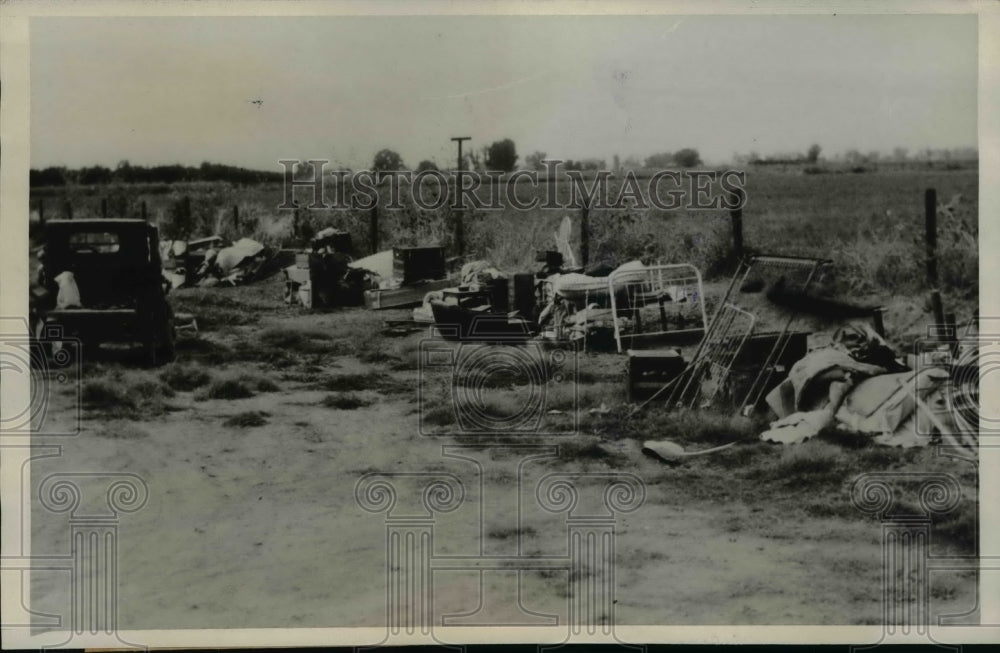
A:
2 0 998 648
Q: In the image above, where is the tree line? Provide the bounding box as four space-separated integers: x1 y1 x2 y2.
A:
30 161 286 187
32 139 711 188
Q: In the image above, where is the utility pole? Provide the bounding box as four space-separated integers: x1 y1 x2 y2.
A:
451 136 471 258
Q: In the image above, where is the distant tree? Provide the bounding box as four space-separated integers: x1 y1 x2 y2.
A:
30 167 68 187
892 147 909 162
149 165 188 184
294 160 316 180
416 160 439 173
163 196 196 240
806 144 822 164
78 165 113 185
525 151 547 171
644 152 673 168
465 150 484 172
372 149 405 173
114 160 136 183
613 154 621 173
622 156 642 171
486 139 518 172
844 149 865 165
672 148 702 168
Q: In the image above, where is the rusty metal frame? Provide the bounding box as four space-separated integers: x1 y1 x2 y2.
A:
658 254 828 413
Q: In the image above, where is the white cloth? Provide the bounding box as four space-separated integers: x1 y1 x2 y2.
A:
214 238 265 275
348 249 394 280
54 271 82 308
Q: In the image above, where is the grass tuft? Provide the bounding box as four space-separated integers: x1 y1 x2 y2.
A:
81 376 173 419
199 373 280 400
224 411 270 427
322 392 373 410
202 378 255 400
317 372 410 395
96 421 150 440
159 363 212 392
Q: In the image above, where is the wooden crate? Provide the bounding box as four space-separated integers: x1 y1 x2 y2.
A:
626 348 686 402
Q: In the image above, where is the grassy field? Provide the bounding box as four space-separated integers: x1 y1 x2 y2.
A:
31 166 978 297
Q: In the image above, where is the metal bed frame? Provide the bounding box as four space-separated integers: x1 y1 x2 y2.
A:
607 263 709 353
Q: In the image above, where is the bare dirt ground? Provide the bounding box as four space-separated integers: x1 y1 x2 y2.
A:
30 273 978 629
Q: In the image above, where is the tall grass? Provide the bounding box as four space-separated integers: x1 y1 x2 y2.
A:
33 168 978 295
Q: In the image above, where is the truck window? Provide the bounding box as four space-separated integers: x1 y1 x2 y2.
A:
68 231 121 254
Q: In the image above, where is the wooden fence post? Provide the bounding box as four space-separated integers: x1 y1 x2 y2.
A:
871 307 886 338
455 208 464 258
580 201 590 268
141 201 148 222
925 188 938 287
370 204 380 254
730 202 744 263
101 197 108 219
65 202 73 220
233 205 240 233
925 188 945 330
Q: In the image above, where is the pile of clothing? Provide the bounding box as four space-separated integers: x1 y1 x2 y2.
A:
162 236 274 288
759 324 971 449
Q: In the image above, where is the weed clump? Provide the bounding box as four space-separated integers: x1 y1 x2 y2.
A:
224 411 270 427
322 393 373 410
81 376 173 419
160 363 212 392
199 373 280 400
97 422 150 440
317 372 409 395
202 378 255 400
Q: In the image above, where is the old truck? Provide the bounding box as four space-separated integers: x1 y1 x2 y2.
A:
31 219 176 366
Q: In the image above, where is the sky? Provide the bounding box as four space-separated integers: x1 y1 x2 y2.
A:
30 13 978 170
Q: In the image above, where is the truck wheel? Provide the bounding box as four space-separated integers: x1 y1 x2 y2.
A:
143 328 160 368
157 319 177 364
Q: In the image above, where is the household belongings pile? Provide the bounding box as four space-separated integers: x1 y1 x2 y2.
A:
283 228 365 309
537 260 646 341
161 235 274 288
525 217 705 347
412 260 506 324
355 246 453 310
414 261 529 341
161 236 226 288
758 324 974 449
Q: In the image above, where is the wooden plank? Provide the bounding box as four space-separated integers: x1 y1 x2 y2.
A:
364 278 455 310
